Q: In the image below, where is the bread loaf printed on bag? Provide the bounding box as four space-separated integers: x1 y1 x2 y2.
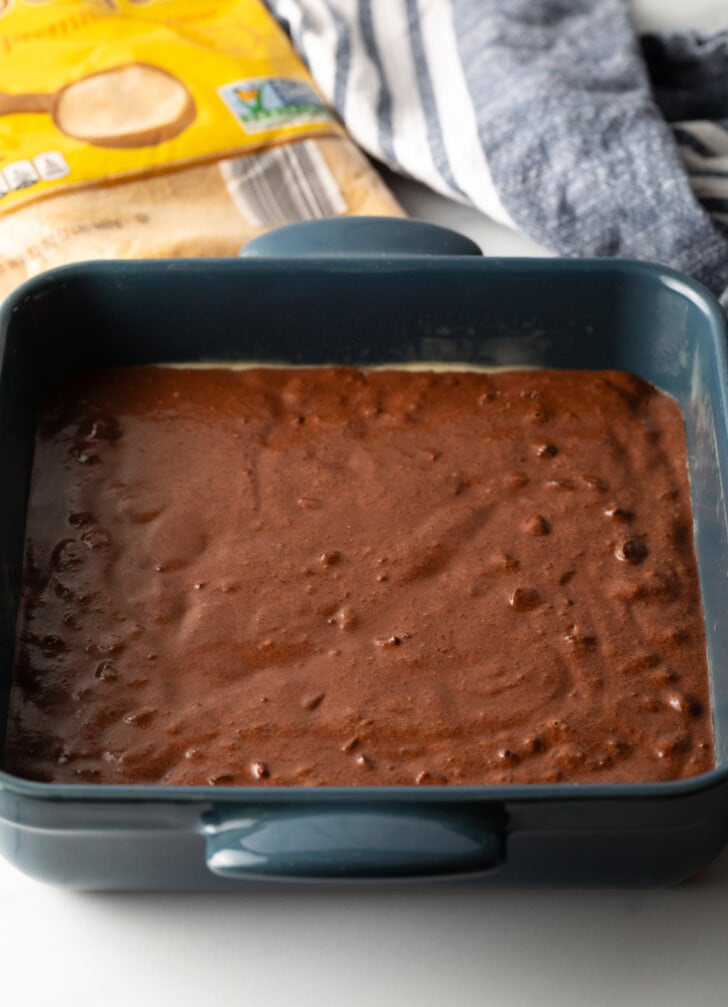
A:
0 0 402 301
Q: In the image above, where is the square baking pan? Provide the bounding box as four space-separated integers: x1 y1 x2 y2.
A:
1 216 728 889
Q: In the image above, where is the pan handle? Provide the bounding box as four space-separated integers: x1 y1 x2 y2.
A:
239 217 482 259
204 803 506 881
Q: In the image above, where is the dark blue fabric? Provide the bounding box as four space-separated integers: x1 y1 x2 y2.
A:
452 0 728 304
643 32 728 244
264 1 728 308
642 30 728 124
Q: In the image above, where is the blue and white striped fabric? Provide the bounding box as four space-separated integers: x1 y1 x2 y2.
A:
264 0 728 308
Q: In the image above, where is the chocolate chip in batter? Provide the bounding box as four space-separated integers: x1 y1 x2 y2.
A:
536 442 558 458
604 505 633 522
509 588 541 611
616 538 648 564
525 515 551 536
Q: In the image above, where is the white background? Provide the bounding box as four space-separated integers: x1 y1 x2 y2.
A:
3 2 728 1004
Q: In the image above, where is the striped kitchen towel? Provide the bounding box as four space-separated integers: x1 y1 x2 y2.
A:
264 0 728 308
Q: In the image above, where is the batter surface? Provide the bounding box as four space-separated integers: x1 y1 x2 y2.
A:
4 366 714 785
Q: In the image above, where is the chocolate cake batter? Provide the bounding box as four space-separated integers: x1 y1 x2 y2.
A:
4 366 714 785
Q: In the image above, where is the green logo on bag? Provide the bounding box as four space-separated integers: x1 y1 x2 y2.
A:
219 77 332 134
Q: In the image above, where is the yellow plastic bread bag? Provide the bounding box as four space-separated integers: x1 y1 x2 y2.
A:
0 0 402 299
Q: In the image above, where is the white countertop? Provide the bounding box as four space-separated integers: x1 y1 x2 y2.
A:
3 838 728 1007
3 3 728 1005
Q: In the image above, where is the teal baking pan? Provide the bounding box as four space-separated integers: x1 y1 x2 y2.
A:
1 217 728 889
